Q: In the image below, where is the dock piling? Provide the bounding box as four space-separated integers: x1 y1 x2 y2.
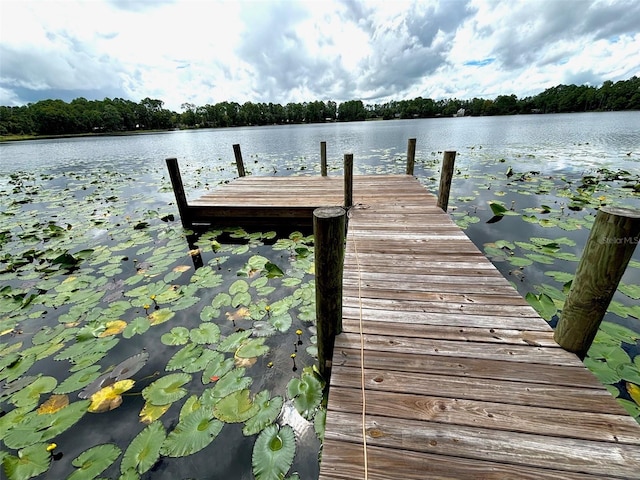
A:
165 157 191 228
406 138 416 175
554 206 640 358
314 206 346 382
437 150 456 212
321 141 327 176
233 143 246 177
344 153 353 209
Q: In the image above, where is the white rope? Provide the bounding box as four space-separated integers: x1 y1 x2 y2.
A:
348 204 369 480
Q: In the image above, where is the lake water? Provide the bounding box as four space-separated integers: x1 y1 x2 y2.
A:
2 111 639 176
1 111 639 479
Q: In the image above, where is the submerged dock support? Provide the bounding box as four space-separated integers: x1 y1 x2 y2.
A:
437 150 456 212
406 138 416 175
165 157 191 228
314 206 346 382
554 206 640 358
233 143 246 177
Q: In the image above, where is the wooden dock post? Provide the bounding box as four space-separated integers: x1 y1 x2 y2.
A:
165 157 191 228
437 150 456 212
314 206 346 382
233 143 246 177
344 153 353 209
406 138 416 175
321 141 327 176
554 206 640 358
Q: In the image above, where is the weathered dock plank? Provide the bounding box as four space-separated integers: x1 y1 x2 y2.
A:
169 171 640 478
318 175 640 479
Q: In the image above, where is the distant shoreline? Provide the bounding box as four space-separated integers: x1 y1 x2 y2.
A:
0 129 176 143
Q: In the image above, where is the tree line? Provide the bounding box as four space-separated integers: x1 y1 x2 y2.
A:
1 76 638 137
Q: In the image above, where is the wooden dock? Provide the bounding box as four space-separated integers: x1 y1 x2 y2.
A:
172 170 640 478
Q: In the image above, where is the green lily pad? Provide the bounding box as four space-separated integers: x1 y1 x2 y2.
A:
10 376 57 409
190 323 221 345
525 292 557 321
121 421 166 475
236 338 270 358
252 321 278 337
122 317 150 339
212 292 232 308
243 391 284 436
54 365 102 394
160 408 224 457
619 283 640 300
213 389 260 423
252 424 296 480
217 330 253 353
68 443 121 480
166 344 217 373
230 279 249 295
2 443 51 480
161 326 190 346
209 367 252 401
0 353 37 383
201 351 235 385
286 370 324 420
2 399 90 449
142 373 191 406
270 313 293 333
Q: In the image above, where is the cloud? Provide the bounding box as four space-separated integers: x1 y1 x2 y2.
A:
0 0 638 111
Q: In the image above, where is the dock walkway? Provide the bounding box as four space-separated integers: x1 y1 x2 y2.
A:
174 170 640 478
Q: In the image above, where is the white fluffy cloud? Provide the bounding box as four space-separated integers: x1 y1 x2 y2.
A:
0 0 638 110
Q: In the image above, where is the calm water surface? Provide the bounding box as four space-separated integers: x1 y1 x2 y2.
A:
1 111 639 478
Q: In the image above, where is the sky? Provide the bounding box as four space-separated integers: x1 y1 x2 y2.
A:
1 0 639 112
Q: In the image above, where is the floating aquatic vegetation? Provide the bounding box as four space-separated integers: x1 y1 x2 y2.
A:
160 408 224 457
120 421 166 476
67 443 121 480
252 424 297 480
2 442 51 480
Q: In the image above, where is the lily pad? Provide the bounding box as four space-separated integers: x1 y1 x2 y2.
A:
67 443 121 480
213 389 260 423
88 379 135 413
160 409 224 457
243 391 284 436
252 424 296 480
525 292 557 321
190 323 221 345
3 399 91 449
10 376 57 409
236 337 270 358
286 370 324 420
161 326 190 345
166 344 217 373
209 367 252 400
148 308 175 326
142 373 191 406
139 402 171 425
201 351 235 385
2 443 51 480
121 421 166 475
217 330 253 353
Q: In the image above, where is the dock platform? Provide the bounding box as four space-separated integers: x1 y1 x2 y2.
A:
169 168 640 478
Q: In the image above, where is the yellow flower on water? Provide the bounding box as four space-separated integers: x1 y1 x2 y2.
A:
46 443 57 452
295 329 303 336
290 353 297 359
